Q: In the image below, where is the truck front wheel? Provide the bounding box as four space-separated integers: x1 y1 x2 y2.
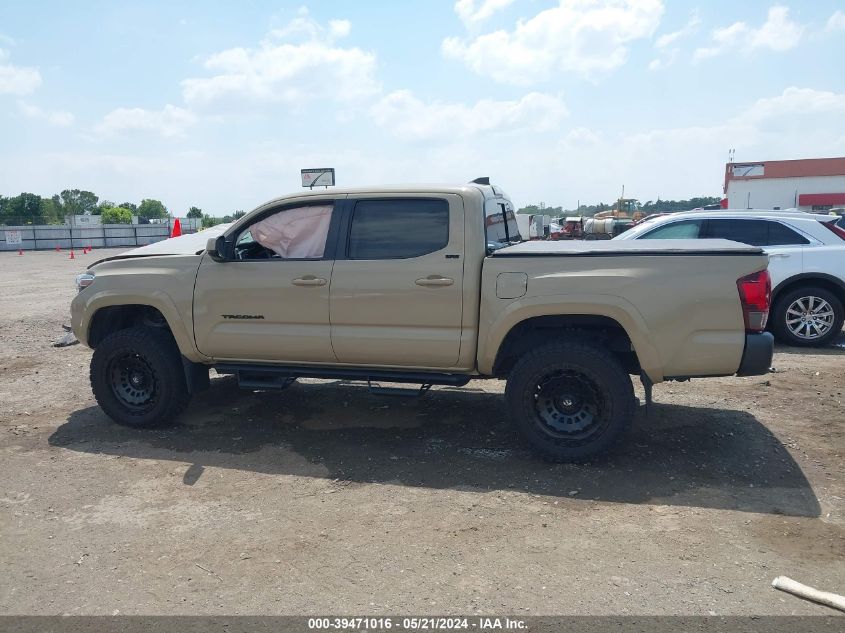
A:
90 326 191 428
505 339 635 462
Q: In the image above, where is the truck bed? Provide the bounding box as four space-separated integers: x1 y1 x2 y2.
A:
479 238 770 382
491 239 764 257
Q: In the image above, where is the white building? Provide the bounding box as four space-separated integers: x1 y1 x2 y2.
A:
724 157 845 212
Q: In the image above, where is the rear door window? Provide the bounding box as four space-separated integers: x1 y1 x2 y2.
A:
347 198 449 259
703 219 768 246
766 221 810 245
640 220 703 239
704 219 809 246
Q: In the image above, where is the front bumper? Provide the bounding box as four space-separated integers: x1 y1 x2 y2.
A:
736 332 774 377
69 292 89 347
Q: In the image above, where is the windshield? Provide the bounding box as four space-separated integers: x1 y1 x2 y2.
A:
612 215 666 240
485 197 522 248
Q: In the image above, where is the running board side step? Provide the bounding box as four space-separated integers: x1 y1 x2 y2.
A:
367 380 434 398
215 363 471 392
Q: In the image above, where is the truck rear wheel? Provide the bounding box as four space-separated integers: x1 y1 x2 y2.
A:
505 339 635 462
90 326 191 428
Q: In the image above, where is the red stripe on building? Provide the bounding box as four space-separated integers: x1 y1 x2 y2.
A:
797 193 845 206
724 156 845 192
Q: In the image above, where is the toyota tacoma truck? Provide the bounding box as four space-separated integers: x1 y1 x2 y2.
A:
70 180 774 462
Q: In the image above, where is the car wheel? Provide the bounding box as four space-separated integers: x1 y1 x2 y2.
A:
772 286 844 347
90 326 191 427
505 338 636 462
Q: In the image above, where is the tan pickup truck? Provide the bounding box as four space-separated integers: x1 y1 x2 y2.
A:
71 180 774 461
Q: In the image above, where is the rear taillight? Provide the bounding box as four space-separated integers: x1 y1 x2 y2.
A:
820 220 845 241
736 270 771 332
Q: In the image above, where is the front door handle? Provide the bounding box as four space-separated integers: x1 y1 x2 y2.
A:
769 253 791 259
292 276 327 287
415 276 454 287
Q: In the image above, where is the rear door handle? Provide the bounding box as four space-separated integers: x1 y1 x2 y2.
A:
769 253 791 259
292 276 327 287
415 276 454 287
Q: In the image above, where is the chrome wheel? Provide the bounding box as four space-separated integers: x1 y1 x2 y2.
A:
785 296 835 340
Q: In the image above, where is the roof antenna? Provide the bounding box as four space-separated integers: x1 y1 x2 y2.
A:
470 177 490 185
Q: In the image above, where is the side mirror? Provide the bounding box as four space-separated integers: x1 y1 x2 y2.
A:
207 236 227 262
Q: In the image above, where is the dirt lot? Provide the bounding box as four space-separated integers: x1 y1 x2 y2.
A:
0 249 843 616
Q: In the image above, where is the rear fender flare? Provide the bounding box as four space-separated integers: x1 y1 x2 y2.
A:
478 294 663 382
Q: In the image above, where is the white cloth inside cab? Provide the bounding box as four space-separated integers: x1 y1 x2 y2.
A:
250 205 332 258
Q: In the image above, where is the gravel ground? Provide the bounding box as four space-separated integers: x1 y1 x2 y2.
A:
0 248 843 616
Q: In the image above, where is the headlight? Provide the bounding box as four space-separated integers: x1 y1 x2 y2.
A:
75 272 95 291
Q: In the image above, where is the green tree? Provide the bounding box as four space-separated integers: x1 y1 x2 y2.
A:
5 193 43 224
119 202 138 213
0 195 10 224
60 189 99 215
517 204 563 217
95 200 116 215
39 197 63 224
138 198 167 219
639 196 720 213
101 206 133 224
187 206 203 219
232 210 246 220
201 213 222 228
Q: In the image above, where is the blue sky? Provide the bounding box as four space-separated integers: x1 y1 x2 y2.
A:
1 0 844 214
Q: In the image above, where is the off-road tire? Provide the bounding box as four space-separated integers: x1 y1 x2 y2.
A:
90 326 191 427
771 286 844 348
505 338 635 462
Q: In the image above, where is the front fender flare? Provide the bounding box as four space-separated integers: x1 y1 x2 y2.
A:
71 289 208 363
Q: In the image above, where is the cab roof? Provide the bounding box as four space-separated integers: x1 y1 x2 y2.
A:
254 182 504 211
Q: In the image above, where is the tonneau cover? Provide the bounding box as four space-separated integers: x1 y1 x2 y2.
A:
491 238 764 257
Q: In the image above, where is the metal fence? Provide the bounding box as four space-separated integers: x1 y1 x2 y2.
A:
1 222 198 252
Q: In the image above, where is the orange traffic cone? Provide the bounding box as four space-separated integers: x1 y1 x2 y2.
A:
55 245 61 252
69 250 75 260
18 248 23 256
171 218 182 238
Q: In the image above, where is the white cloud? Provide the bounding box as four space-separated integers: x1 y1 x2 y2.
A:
694 6 804 61
649 11 699 71
328 19 352 38
95 104 198 139
370 90 568 141
182 10 378 105
648 49 677 71
442 0 664 85
826 10 845 32
562 126 602 145
654 9 700 48
0 48 41 95
551 85 845 204
741 86 845 122
454 0 516 27
11 85 843 218
17 100 74 126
